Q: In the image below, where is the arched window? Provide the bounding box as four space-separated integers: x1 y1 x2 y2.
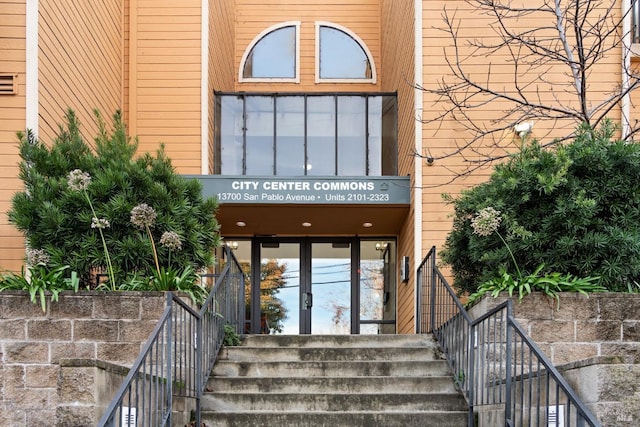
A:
316 22 376 83
239 22 300 82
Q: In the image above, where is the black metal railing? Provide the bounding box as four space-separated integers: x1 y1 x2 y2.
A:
97 246 245 427
417 246 601 427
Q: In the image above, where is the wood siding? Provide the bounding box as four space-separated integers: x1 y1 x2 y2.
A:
129 0 202 173
234 0 381 93
0 0 26 272
209 0 235 173
381 0 415 333
38 0 122 144
420 0 627 255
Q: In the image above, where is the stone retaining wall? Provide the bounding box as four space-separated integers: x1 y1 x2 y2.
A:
0 291 166 426
470 293 640 364
469 293 640 426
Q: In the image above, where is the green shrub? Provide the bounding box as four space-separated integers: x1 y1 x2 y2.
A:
8 109 220 289
223 324 241 346
441 121 640 294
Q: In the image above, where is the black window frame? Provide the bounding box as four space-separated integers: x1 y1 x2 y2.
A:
214 92 398 177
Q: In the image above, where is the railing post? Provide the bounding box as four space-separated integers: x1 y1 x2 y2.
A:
416 261 422 334
166 293 173 427
429 246 437 333
195 309 202 427
504 302 513 425
468 323 475 426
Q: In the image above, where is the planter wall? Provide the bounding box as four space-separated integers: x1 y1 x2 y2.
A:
469 292 640 364
0 291 166 426
469 292 640 426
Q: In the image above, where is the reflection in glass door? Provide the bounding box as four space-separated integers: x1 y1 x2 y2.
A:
309 242 352 334
360 240 396 334
256 242 300 334
250 238 395 334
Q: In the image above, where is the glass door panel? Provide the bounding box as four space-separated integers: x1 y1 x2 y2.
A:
249 238 395 334
259 242 300 334
359 240 396 334
310 242 351 334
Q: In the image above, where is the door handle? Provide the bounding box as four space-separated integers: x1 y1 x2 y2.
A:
303 292 313 309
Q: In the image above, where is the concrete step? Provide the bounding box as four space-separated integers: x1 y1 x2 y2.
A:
203 334 468 427
218 345 440 362
207 375 458 394
212 359 452 377
202 392 468 412
201 411 469 427
238 334 439 348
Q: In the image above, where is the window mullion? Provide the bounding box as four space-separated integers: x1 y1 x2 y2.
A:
334 95 338 176
304 95 308 176
242 95 247 175
365 95 370 176
273 96 277 176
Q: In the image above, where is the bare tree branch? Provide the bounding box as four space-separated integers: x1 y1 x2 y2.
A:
419 0 640 185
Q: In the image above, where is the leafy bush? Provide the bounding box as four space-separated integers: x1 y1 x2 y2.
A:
119 266 208 305
0 264 79 312
441 121 640 294
8 109 220 289
223 324 241 346
465 265 605 308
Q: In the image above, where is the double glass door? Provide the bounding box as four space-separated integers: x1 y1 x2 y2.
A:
248 238 395 334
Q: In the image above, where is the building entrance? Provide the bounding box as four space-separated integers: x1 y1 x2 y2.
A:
245 237 396 334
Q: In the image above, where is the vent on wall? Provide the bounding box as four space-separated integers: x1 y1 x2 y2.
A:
0 74 18 95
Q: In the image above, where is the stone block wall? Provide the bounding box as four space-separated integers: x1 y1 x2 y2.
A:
0 291 166 426
470 293 640 365
469 293 640 426
561 357 640 427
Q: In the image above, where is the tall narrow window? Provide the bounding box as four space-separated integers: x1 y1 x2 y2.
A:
307 96 336 176
337 96 366 175
245 96 275 175
316 22 376 83
219 96 244 175
276 97 305 176
240 22 300 82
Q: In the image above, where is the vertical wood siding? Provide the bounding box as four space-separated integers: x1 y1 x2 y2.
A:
209 0 235 173
129 0 202 173
0 0 26 272
381 0 416 333
234 0 381 93
38 0 122 144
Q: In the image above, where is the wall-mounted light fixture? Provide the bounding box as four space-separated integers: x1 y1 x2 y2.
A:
514 120 534 138
226 241 239 251
400 256 409 282
375 242 388 251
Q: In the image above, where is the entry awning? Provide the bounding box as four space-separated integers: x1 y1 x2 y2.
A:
187 176 411 235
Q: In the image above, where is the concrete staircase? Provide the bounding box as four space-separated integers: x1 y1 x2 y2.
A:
201 334 469 427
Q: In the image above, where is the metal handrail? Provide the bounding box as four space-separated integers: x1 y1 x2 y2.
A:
417 246 601 427
97 246 245 427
